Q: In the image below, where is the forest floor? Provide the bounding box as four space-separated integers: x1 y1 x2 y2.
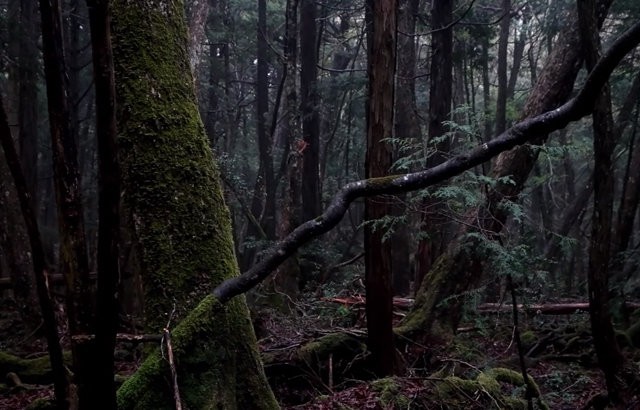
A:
0 295 638 409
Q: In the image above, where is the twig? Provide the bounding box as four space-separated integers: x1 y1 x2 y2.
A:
161 303 181 410
163 329 182 410
507 275 533 410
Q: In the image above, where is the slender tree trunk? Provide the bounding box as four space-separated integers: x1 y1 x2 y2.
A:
507 24 525 99
364 0 397 377
39 0 93 406
300 0 321 221
86 0 120 407
111 1 278 407
614 71 640 255
0 94 70 410
414 0 453 289
240 0 276 271
256 0 276 240
269 0 301 305
392 0 420 296
495 0 511 134
578 0 624 401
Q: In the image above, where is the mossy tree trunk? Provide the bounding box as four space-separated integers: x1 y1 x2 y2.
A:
399 0 614 338
111 1 278 408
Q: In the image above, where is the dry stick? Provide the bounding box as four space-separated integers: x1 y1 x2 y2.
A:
161 305 181 410
163 329 182 410
213 19 640 304
506 275 533 410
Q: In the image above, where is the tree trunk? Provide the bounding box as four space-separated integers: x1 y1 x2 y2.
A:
392 0 420 296
185 0 210 73
85 0 120 407
39 0 94 406
414 0 453 289
400 0 614 338
495 0 511 134
364 0 397 377
0 94 70 410
578 0 624 401
256 0 276 240
111 1 278 408
300 0 321 221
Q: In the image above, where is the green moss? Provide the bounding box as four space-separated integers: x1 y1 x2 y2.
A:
0 351 72 385
297 333 366 365
520 331 537 350
111 1 278 408
371 377 410 408
433 369 548 409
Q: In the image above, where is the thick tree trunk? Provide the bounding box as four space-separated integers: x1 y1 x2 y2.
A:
111 1 278 408
364 0 397 377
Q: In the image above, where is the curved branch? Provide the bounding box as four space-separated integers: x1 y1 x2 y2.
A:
213 19 640 304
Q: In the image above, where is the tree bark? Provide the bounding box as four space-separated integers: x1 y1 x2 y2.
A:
300 0 321 221
414 0 453 289
111 1 278 408
86 0 120 407
578 0 624 401
364 0 397 377
39 0 93 405
495 0 511 134
392 0 420 296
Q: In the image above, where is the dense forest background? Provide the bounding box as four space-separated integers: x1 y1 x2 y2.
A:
1 0 640 408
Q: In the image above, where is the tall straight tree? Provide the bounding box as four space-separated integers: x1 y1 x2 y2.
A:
392 0 420 296
300 0 321 221
578 0 625 402
415 0 454 288
495 0 511 134
364 0 397 377
86 0 120 407
241 0 276 271
38 0 93 405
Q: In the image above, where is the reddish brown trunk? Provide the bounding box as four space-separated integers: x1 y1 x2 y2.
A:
364 0 397 377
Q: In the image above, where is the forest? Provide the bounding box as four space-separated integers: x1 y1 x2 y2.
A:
1 0 640 408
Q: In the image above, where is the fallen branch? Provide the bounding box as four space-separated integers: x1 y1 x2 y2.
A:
477 302 640 315
212 20 640 304
322 296 414 310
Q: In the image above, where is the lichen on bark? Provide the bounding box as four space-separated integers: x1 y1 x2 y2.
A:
111 1 278 408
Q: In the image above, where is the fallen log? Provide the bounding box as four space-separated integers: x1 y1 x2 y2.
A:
477 302 640 315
